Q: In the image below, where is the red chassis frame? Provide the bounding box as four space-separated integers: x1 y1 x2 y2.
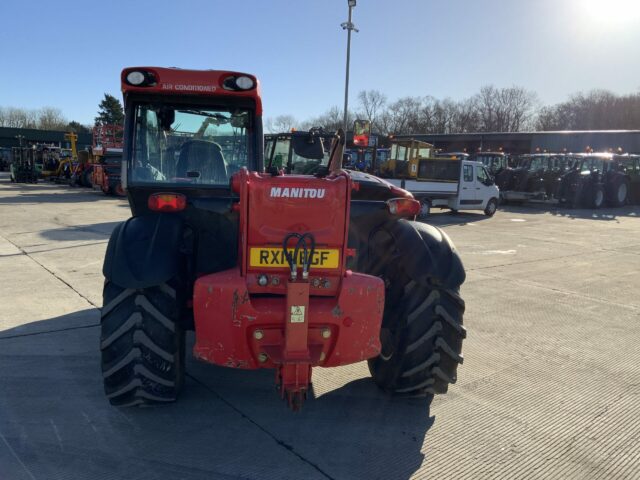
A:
193 169 385 408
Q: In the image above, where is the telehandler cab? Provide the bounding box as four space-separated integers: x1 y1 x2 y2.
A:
101 67 466 410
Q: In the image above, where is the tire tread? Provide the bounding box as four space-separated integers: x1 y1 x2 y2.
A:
100 280 184 407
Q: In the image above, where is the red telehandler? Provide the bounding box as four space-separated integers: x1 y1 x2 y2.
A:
91 125 125 195
100 67 466 409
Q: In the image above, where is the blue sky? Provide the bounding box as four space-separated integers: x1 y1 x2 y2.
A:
1 0 639 125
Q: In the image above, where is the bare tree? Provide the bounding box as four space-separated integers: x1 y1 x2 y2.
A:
378 96 423 135
301 106 355 132
0 107 37 128
537 89 640 131
357 90 387 131
264 114 297 133
37 107 68 130
452 97 480 133
473 85 538 132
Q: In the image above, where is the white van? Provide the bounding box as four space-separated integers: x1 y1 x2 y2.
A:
388 159 500 217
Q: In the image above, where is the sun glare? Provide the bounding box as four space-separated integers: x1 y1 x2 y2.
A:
581 0 640 26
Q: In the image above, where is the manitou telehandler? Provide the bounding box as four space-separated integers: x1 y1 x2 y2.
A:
100 67 466 410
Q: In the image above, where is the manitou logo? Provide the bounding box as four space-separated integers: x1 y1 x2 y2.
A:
270 187 326 199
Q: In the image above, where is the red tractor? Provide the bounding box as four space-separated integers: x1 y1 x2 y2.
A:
101 67 466 409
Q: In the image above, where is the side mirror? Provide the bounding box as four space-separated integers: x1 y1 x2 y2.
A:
158 108 175 131
291 132 325 160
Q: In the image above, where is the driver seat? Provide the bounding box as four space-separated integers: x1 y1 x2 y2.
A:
176 140 227 183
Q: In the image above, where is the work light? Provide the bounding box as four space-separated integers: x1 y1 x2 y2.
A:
126 71 146 86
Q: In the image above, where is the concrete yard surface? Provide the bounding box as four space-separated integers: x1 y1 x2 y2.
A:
0 173 639 479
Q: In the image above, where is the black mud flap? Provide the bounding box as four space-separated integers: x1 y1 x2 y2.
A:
103 214 184 289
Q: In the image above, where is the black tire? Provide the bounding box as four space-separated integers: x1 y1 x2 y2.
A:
100 280 185 407
609 179 629 207
366 223 466 397
81 168 92 188
585 184 604 209
484 198 498 217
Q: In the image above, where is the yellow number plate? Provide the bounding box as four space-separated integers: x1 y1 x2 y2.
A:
249 247 340 269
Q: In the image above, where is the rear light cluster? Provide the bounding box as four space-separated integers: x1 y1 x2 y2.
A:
386 198 421 217
148 193 187 212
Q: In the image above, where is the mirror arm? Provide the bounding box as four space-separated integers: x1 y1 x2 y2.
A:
328 129 346 174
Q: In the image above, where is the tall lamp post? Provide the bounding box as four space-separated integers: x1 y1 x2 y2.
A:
341 0 358 132
15 135 24 147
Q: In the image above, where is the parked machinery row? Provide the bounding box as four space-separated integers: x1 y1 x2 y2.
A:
7 126 125 196
494 152 640 208
341 134 499 217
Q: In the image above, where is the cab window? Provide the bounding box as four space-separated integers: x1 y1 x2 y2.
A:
463 164 474 182
130 104 251 185
418 147 431 158
392 145 407 162
271 137 290 169
477 166 489 183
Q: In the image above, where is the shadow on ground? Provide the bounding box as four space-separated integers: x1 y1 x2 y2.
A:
37 222 121 241
0 190 121 205
422 210 490 227
499 202 640 221
423 204 640 226
0 311 434 480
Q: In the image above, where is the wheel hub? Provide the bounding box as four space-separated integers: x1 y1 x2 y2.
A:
596 190 604 207
618 184 627 203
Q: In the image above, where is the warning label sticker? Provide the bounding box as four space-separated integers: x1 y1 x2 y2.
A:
290 305 306 323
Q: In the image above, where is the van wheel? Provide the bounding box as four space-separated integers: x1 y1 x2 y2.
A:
484 198 498 217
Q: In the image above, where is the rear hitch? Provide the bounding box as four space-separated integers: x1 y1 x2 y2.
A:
265 278 312 410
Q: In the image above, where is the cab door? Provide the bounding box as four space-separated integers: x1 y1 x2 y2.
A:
475 164 498 207
459 163 478 206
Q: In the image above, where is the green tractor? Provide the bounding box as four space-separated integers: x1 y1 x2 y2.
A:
9 147 38 184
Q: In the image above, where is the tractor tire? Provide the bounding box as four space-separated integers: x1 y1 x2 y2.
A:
484 198 498 217
366 221 466 397
585 184 604 209
609 179 629 207
81 168 93 188
100 280 185 407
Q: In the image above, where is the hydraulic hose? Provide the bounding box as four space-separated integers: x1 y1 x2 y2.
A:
282 232 316 281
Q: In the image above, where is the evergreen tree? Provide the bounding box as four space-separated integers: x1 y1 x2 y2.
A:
95 94 124 126
66 121 91 133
